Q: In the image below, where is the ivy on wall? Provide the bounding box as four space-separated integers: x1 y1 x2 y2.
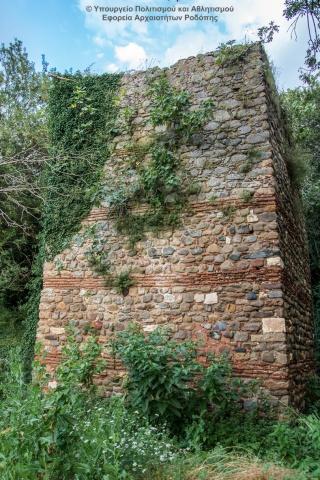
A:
22 72 122 376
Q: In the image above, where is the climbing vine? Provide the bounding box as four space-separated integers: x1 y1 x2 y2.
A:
87 74 213 290
22 72 122 376
106 74 213 248
44 73 122 258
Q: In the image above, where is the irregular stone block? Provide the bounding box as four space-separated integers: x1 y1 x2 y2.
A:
267 256 284 267
262 318 286 333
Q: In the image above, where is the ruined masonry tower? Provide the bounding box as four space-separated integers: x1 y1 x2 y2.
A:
37 44 314 407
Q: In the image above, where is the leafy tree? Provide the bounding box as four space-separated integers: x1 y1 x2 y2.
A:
284 0 320 82
281 81 320 357
259 1 320 82
0 39 48 330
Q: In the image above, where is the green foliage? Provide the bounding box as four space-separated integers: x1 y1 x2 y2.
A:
216 40 253 67
23 72 122 375
221 205 236 219
264 413 320 477
140 144 181 206
116 205 182 249
0 38 48 157
263 58 282 116
240 190 254 203
305 375 320 413
186 183 201 195
257 21 280 44
111 270 135 295
281 81 320 359
0 334 177 480
0 227 36 307
209 194 218 204
258 2 319 83
247 148 262 161
87 249 111 276
0 39 48 336
113 140 184 246
238 159 253 174
2 330 320 480
112 325 255 443
115 105 138 136
107 183 136 216
125 140 153 169
238 149 262 174
286 145 310 189
112 325 200 429
0 305 23 381
149 75 213 140
111 75 213 248
85 235 111 277
45 72 121 258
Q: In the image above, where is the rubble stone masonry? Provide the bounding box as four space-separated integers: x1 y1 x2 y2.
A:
36 44 314 407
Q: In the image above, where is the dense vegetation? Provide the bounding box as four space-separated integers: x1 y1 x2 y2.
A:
22 70 122 376
1 329 320 479
0 40 48 357
1 2 320 476
281 81 320 356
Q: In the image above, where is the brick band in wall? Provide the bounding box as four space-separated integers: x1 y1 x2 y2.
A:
43 266 282 289
84 196 277 222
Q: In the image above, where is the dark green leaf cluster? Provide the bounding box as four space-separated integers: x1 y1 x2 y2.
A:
281 81 320 360
45 72 121 258
112 325 253 442
86 249 111 277
111 270 135 295
23 72 122 374
149 74 213 140
4 331 320 479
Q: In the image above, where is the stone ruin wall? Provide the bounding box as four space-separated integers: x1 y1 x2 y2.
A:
36 44 314 407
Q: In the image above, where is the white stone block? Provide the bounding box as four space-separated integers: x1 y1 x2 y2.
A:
247 210 258 223
50 327 65 335
143 325 158 333
262 318 286 333
267 256 284 268
204 292 218 304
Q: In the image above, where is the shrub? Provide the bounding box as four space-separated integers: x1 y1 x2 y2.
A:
112 325 256 443
216 40 253 67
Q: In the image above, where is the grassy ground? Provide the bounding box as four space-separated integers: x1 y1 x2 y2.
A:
158 448 301 480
